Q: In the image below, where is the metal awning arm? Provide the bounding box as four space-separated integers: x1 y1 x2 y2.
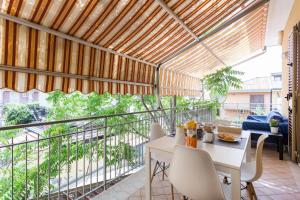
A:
155 0 227 66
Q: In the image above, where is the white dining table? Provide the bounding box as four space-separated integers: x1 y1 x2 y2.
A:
145 130 251 200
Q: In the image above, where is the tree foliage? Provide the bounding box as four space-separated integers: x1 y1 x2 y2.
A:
203 66 244 99
3 104 36 125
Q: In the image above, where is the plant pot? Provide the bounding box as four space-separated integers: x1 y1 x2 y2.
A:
270 127 279 134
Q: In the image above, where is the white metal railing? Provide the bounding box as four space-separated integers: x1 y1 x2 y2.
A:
0 106 213 200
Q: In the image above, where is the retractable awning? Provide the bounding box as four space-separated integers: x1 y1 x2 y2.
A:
0 0 269 96
162 2 268 78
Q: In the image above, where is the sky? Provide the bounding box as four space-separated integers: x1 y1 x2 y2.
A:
233 46 282 81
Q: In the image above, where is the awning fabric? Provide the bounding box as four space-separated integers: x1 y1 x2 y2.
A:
0 19 155 94
160 68 202 96
162 2 268 78
0 0 269 96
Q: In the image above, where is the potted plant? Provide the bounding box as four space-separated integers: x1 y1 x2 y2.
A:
269 119 279 134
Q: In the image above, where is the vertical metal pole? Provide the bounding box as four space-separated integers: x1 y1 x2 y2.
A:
75 128 79 197
37 134 40 200
48 132 51 199
67 132 70 197
109 122 112 179
201 79 204 100
155 65 160 109
25 135 28 199
103 117 107 190
83 127 86 195
96 125 99 187
58 135 61 199
11 138 14 200
90 123 93 191
114 125 117 178
171 96 177 133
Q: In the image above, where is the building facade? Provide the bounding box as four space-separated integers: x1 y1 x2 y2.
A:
220 73 283 123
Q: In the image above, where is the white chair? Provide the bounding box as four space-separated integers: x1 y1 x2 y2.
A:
149 123 169 182
241 134 268 200
169 145 226 200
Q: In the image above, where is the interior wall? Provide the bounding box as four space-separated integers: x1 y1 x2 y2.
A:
281 0 300 117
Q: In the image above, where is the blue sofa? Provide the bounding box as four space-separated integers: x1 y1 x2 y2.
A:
242 111 288 145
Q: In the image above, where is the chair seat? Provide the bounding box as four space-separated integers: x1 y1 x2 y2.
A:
241 161 256 182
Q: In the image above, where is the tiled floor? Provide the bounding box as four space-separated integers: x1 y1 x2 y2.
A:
128 145 300 200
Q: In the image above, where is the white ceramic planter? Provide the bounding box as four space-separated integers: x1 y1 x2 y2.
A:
175 127 186 145
270 127 279 134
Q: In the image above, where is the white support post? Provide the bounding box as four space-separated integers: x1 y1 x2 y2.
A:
155 65 161 109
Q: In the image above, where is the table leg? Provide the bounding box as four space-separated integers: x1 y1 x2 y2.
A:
145 146 151 200
279 137 283 160
230 169 241 200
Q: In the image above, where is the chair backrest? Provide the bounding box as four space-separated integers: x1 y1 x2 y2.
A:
218 125 241 135
169 146 225 200
253 134 268 181
150 123 165 141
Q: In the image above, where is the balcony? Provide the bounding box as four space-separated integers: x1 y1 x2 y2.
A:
0 0 299 199
1 104 300 200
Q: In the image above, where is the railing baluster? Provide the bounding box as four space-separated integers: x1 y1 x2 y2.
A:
37 134 40 200
139 120 142 166
96 124 99 187
11 138 14 200
75 128 79 198
58 134 61 199
25 135 28 199
67 131 70 198
103 117 107 190
90 122 93 192
109 122 112 180
48 131 51 199
114 125 117 179
83 127 86 195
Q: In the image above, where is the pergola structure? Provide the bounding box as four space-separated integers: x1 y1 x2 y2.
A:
0 0 269 97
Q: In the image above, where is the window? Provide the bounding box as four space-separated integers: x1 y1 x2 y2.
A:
2 91 10 104
32 92 39 101
19 93 29 103
250 95 264 110
273 75 282 81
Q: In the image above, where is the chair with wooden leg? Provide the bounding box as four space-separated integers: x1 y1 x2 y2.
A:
241 134 268 200
149 123 169 182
